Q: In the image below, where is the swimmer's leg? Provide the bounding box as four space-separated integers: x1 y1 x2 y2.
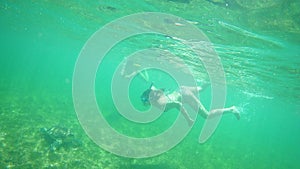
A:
180 106 194 126
168 102 194 126
180 83 209 96
180 86 240 120
196 103 240 120
198 83 210 92
209 106 240 120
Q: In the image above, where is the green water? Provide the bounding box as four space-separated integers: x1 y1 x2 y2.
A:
0 0 299 168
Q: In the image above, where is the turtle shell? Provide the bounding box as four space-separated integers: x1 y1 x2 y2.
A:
40 126 79 151
46 126 73 139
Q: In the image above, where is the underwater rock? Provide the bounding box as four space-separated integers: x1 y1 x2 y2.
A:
40 126 82 151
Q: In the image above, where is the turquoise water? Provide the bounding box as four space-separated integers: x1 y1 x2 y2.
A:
0 0 299 168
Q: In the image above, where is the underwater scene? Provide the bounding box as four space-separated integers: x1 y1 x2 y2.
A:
0 0 299 168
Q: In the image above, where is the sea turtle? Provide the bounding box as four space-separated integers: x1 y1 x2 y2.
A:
40 126 82 151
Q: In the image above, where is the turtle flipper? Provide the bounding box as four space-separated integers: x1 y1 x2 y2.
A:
50 139 62 151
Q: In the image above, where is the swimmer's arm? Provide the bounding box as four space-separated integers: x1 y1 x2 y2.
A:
150 84 165 92
124 71 138 78
150 85 157 90
166 101 194 125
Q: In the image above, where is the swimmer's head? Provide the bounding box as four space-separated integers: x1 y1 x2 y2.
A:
141 83 154 105
140 89 151 106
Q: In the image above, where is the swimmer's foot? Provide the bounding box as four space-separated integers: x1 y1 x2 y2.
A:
231 106 240 120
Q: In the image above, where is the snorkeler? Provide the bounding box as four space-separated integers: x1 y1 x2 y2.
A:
141 83 240 126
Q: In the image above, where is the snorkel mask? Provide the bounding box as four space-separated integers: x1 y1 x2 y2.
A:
140 83 153 105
